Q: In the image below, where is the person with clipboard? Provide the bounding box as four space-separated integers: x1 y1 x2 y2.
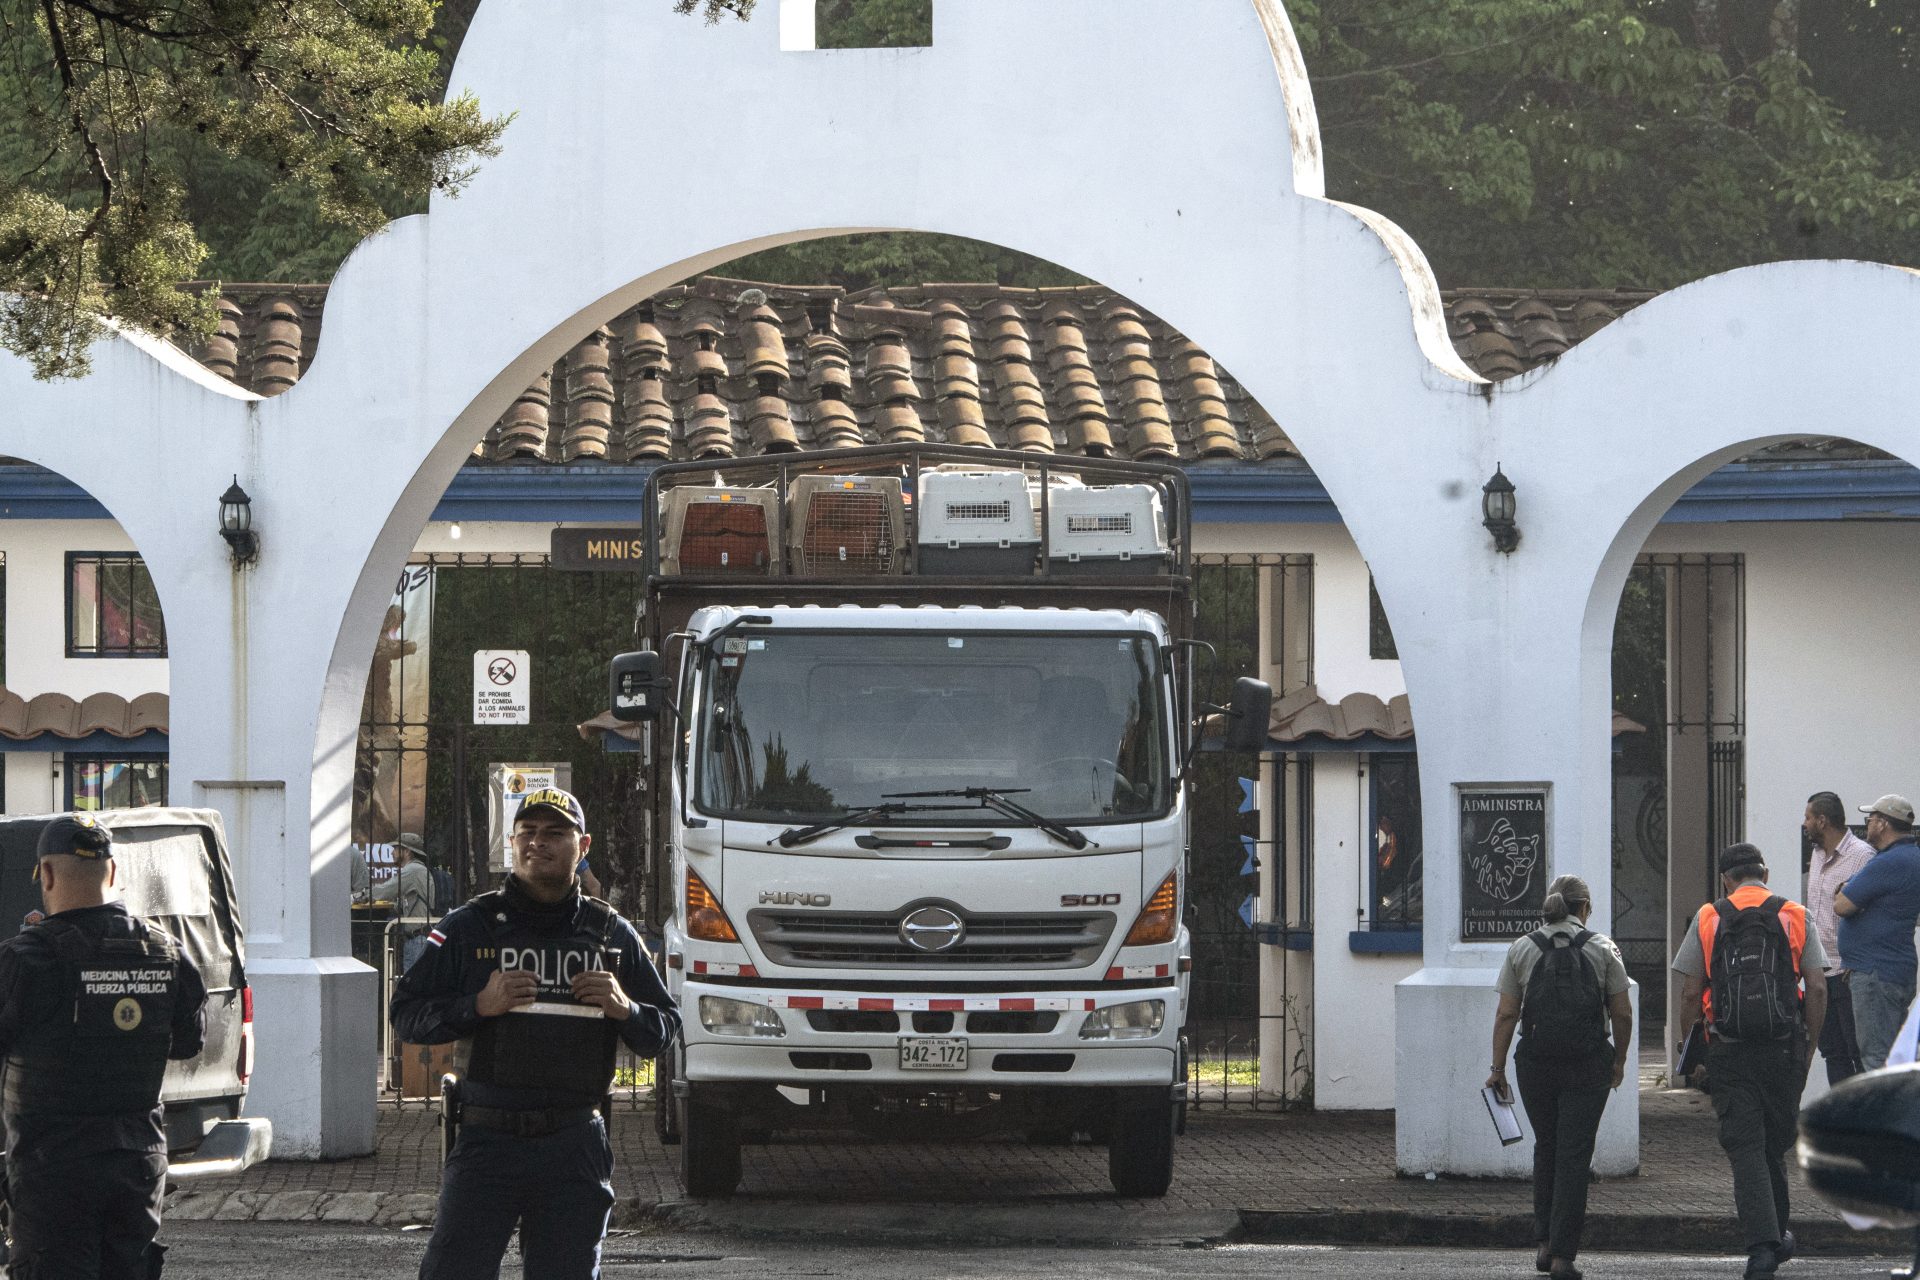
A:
1485 874 1634 1280
390 787 681 1279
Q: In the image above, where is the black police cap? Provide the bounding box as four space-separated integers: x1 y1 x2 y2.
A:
37 815 113 861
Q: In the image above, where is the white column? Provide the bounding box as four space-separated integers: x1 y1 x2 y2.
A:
779 0 818 50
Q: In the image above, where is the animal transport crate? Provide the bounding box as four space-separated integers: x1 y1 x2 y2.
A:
659 487 781 575
1043 483 1170 576
787 475 907 576
914 468 1040 576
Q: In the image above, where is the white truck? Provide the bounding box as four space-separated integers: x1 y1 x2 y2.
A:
609 444 1268 1198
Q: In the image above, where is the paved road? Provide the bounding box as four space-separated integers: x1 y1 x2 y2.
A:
160 1223 1906 1279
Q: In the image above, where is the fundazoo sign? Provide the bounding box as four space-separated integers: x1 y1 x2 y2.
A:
1459 787 1548 942
474 650 530 725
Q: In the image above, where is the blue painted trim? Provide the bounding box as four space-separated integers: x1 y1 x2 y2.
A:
1656 460 1920 523
1348 928 1422 955
0 730 167 754
1254 923 1314 951
1187 463 1344 525
432 465 654 524
5 459 1920 525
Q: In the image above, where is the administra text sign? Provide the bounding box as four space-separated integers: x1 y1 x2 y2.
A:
1458 787 1548 941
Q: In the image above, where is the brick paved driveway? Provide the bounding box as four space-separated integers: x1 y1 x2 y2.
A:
177 1084 1870 1235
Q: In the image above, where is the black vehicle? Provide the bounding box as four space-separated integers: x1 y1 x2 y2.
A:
0 809 271 1176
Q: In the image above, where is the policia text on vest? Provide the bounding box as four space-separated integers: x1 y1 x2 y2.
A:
390 787 680 1280
0 815 208 1280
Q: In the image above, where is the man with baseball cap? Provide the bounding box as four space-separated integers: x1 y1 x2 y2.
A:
1836 794 1920 1070
0 814 207 1278
1672 843 1826 1279
371 831 435 972
391 787 679 1279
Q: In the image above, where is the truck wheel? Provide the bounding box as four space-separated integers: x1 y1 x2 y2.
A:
1107 1096 1175 1198
679 1090 742 1198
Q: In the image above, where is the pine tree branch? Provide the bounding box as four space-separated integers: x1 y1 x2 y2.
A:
39 0 113 243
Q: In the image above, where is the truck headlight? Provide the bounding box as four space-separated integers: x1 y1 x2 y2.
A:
1079 999 1165 1041
698 996 785 1038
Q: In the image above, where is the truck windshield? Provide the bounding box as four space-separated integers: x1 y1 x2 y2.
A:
696 631 1170 825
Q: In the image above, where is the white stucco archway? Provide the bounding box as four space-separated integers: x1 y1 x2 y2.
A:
1 0 1918 1168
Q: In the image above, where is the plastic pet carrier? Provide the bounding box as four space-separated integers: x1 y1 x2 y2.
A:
787 475 907 576
659 487 780 575
914 468 1039 576
1043 483 1169 576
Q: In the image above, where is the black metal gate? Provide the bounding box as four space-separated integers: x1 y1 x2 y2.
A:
1706 738 1747 896
1185 553 1312 1111
351 553 655 915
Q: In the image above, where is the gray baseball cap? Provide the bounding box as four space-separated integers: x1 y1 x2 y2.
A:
1859 795 1917 825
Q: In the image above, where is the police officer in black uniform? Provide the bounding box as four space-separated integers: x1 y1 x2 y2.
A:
392 787 679 1279
0 815 207 1279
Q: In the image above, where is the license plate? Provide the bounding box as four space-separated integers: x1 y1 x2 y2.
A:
898 1036 969 1071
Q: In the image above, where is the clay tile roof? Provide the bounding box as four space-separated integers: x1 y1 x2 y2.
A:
1267 687 1415 745
184 281 1671 465
0 689 167 741
1259 685 1644 748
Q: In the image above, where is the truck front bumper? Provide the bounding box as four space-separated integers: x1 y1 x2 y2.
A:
680 980 1181 1088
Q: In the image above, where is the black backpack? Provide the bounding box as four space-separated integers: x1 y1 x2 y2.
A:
1520 929 1607 1059
1708 895 1801 1042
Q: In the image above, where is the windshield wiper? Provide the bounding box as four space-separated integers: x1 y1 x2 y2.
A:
772 802 916 849
881 787 1097 851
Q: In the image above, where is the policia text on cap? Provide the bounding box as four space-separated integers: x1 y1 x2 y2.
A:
391 788 681 1280
0 816 208 1279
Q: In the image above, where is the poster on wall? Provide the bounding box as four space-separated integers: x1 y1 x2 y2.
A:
1459 786 1548 941
487 763 574 871
352 563 434 884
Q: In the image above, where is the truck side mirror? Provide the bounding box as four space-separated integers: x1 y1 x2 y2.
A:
1221 678 1273 754
610 651 667 722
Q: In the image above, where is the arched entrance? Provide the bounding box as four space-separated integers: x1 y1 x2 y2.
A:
276 243 1429 1111
1597 433 1920 1097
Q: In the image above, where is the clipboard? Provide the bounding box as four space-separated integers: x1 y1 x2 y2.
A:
1676 1023 1707 1078
1482 1085 1524 1146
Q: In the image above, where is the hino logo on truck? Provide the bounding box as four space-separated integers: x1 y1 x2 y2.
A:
900 906 966 953
759 890 832 906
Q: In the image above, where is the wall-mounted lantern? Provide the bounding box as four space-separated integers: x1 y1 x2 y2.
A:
1481 465 1520 554
219 477 258 566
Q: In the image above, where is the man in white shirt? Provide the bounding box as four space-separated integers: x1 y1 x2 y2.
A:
1804 791 1874 1083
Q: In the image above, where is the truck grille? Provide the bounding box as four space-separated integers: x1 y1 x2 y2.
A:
748 907 1113 969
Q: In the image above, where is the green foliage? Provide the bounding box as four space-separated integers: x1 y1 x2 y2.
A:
716 231 1083 293
817 0 931 48
1296 0 1920 286
0 0 506 377
10 0 1919 370
673 0 755 22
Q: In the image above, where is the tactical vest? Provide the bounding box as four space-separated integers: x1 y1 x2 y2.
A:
4 917 179 1117
461 892 621 1100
